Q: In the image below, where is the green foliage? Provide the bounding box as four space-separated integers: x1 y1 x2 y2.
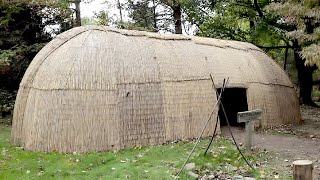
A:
0 0 74 90
81 7 113 26
81 16 97 26
313 90 320 98
0 43 46 89
184 0 269 42
267 0 320 68
301 43 320 67
0 44 44 64
0 125 286 179
183 0 320 103
0 90 16 117
94 10 110 26
0 50 14 66
126 0 157 32
0 2 25 28
183 0 299 74
124 0 174 32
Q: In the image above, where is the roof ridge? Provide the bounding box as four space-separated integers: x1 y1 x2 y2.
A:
57 25 262 52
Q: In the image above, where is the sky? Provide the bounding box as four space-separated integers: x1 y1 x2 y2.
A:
80 0 128 20
81 0 105 18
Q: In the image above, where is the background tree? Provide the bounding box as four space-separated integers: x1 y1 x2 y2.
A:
0 0 74 90
126 0 157 31
184 0 319 105
160 0 184 34
94 10 111 26
126 0 186 33
121 0 173 32
267 0 320 106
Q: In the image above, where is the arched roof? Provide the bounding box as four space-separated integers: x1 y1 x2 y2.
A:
21 25 293 90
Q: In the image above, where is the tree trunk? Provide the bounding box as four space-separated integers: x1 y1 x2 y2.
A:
152 0 157 30
253 0 263 18
173 5 182 34
294 43 317 106
249 21 255 29
284 47 288 71
117 0 123 27
74 0 81 27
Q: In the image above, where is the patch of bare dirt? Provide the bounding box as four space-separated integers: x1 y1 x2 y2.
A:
221 106 320 179
294 106 320 138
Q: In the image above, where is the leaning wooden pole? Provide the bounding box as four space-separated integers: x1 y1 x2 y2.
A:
293 160 313 180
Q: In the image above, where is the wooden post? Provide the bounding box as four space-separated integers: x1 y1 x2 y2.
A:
245 121 253 152
293 160 313 180
237 109 262 153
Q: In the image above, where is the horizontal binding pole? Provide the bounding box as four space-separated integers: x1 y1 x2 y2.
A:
237 109 262 123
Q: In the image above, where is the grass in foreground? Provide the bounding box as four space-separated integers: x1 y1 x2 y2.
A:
0 125 286 179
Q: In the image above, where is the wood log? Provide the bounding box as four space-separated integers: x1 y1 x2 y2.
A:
293 160 313 180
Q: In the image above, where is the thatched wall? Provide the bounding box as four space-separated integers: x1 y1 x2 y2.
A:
11 26 300 152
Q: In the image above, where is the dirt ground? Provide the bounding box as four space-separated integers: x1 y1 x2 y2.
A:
221 106 320 179
294 106 320 138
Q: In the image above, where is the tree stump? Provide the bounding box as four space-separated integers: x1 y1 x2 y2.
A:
293 160 313 180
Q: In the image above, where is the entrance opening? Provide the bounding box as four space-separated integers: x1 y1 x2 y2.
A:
217 88 248 127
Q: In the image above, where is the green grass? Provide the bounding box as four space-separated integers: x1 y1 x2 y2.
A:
313 90 320 97
0 125 286 179
312 90 320 106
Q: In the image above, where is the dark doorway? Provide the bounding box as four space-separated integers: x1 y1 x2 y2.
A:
217 88 248 127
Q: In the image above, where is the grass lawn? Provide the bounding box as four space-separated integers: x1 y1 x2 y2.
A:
0 125 286 179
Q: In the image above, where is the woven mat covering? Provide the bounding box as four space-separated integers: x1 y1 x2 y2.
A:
11 26 301 152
